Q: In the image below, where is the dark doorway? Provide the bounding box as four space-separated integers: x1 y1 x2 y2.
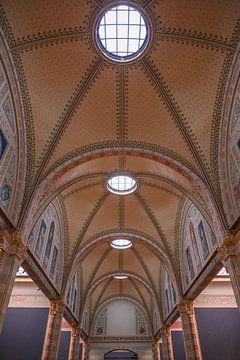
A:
105 350 138 359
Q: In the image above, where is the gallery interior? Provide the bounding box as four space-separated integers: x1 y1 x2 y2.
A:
0 1 240 359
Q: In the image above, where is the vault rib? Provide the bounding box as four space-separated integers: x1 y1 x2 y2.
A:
63 192 109 291
156 30 233 51
11 29 90 52
134 192 177 279
141 58 223 217
19 57 104 227
80 247 112 317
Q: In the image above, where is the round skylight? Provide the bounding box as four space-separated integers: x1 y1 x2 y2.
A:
96 4 149 61
111 239 133 249
107 175 137 195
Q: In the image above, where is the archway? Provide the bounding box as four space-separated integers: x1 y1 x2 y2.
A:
105 350 138 359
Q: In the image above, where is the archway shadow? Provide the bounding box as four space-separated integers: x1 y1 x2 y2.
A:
104 349 138 359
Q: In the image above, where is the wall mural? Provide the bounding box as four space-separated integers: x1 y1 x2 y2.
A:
27 200 63 291
82 298 91 334
229 91 240 215
161 267 178 319
0 59 23 223
152 298 161 334
219 52 240 227
66 271 80 319
181 201 218 291
93 297 150 337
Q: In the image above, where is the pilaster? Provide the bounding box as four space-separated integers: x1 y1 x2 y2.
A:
160 325 173 360
0 229 26 333
219 231 240 308
68 326 81 360
154 337 161 360
178 300 202 360
81 338 88 360
41 300 65 360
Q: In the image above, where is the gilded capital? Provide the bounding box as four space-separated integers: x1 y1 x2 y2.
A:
0 229 26 260
177 300 194 316
50 299 66 315
72 326 81 337
160 324 171 337
218 231 240 261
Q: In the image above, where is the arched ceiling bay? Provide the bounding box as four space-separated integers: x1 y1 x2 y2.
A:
1 0 240 327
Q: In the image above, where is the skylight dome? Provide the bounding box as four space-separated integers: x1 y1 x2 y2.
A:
96 4 149 61
111 239 133 249
107 175 137 195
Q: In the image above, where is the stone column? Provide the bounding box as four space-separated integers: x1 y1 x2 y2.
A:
219 231 240 309
160 325 173 360
154 338 161 360
41 300 65 360
178 301 202 360
0 230 26 333
68 326 81 360
81 338 88 360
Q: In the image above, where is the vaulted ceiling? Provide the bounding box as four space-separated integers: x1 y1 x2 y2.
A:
1 0 240 329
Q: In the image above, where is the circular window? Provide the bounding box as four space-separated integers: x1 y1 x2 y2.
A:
96 4 149 62
111 239 133 249
107 175 137 195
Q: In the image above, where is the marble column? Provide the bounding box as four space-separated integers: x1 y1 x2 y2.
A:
81 338 88 360
68 326 81 360
219 231 240 309
160 325 173 360
178 301 202 360
0 230 26 333
41 300 65 360
154 338 161 360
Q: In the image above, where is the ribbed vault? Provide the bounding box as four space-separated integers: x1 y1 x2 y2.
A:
0 0 239 339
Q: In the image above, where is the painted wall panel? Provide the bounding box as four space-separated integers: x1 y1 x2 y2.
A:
0 307 48 360
172 331 186 360
195 308 240 360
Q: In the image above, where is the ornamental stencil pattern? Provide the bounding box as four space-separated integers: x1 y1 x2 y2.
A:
26 200 63 291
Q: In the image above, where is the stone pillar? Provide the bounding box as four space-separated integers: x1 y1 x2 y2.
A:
68 326 81 360
41 300 65 360
219 232 240 308
178 301 202 360
154 338 161 360
160 325 173 360
0 230 26 333
81 338 88 360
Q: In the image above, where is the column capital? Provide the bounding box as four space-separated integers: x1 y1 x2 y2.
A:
177 300 194 317
218 231 240 261
50 299 66 315
160 324 171 336
71 325 81 337
0 229 26 261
